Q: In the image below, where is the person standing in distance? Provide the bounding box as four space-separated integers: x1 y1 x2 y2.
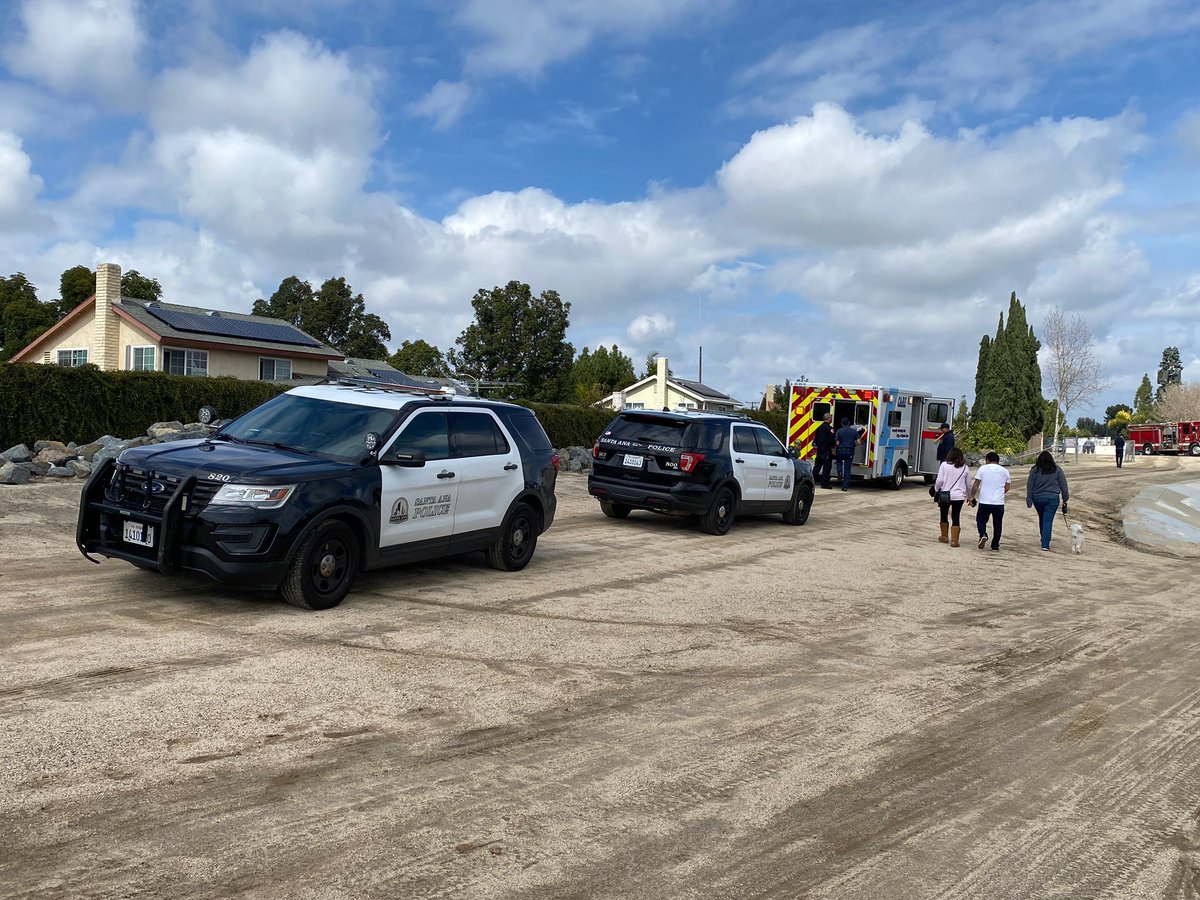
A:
1114 432 1126 469
936 421 955 463
834 417 862 492
970 450 1011 551
813 412 836 489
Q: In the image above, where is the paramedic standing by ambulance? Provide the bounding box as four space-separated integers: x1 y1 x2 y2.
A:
835 417 862 492
970 450 1012 551
813 413 835 489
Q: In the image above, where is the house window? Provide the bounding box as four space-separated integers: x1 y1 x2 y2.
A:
676 402 696 410
127 346 156 371
163 348 209 377
625 402 645 409
259 358 293 381
57 349 88 367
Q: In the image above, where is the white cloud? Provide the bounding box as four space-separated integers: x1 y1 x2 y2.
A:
409 80 473 130
2 0 143 102
0 131 44 230
628 313 675 342
457 0 725 76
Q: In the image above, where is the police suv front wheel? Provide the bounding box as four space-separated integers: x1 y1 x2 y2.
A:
783 482 813 526
281 519 359 610
487 502 540 571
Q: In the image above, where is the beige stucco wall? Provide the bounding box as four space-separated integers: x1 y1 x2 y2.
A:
189 347 328 380
29 313 96 364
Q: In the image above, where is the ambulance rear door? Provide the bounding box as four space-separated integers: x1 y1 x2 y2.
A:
916 396 954 475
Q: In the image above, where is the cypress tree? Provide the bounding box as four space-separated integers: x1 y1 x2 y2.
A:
1001 293 1043 438
971 334 991 421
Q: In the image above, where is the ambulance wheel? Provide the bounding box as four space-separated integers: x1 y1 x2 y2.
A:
1190 443 1199 457
888 463 907 490
1142 443 1153 455
700 487 736 536
281 520 358 610
783 483 813 526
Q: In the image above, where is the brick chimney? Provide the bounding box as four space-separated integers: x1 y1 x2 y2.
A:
93 262 121 371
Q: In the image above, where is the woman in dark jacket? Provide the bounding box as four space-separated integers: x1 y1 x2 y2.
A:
1026 450 1070 551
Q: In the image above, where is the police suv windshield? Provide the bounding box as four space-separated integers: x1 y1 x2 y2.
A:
219 394 398 461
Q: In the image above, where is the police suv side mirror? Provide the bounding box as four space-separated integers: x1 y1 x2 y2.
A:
382 449 426 468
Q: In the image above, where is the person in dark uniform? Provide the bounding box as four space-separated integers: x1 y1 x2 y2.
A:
834 417 862 491
936 422 955 463
812 412 835 489
1114 432 1125 468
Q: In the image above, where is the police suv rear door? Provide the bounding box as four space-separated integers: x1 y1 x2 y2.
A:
448 409 522 538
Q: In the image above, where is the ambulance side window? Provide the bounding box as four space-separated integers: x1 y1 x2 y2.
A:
887 411 902 427
855 405 869 427
812 402 830 422
927 403 950 425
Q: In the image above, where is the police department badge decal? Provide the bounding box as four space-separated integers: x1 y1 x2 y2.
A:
390 497 409 524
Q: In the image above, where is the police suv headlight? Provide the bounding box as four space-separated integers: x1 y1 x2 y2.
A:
210 484 296 509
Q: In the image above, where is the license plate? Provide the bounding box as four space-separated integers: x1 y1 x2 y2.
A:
123 520 154 547
622 454 644 469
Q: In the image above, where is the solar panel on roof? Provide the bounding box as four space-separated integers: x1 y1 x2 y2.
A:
144 306 323 347
367 369 424 387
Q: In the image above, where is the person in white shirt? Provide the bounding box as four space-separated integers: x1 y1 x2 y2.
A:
970 450 1012 551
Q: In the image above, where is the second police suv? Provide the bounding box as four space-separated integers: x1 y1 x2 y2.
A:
77 383 559 610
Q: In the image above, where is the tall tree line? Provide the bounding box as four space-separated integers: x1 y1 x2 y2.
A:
971 292 1044 439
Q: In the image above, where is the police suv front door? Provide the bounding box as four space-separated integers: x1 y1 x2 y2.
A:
379 410 457 551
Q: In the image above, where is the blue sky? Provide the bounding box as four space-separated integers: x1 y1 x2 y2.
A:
1 0 1198 416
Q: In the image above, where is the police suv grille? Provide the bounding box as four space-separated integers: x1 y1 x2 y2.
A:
105 466 183 514
188 482 221 510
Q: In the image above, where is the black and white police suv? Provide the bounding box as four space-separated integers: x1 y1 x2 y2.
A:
77 384 559 610
588 409 814 535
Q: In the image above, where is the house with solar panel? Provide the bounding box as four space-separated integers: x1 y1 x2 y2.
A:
10 263 343 380
596 356 739 412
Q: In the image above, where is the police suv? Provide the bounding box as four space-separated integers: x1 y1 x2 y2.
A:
588 409 814 535
77 384 559 609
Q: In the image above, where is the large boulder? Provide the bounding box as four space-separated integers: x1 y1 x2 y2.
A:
92 437 147 470
34 445 76 466
46 465 75 478
147 421 186 440
25 460 51 476
68 459 94 477
0 462 32 485
1 444 32 464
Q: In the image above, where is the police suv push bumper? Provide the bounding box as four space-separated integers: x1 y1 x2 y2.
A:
77 457 301 589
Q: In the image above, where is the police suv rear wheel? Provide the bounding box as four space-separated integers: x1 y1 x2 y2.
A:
700 487 736 536
487 502 540 571
783 482 813 526
281 520 359 610
600 500 632 519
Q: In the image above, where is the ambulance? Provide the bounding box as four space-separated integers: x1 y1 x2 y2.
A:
787 384 955 488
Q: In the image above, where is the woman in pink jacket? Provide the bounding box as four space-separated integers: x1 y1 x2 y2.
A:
934 447 972 547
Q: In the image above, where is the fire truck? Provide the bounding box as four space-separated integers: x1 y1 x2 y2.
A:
787 384 955 488
1128 421 1200 456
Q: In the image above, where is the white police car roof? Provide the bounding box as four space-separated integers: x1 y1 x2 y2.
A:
288 382 479 410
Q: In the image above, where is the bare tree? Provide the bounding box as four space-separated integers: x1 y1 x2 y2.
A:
1041 308 1110 453
1155 382 1200 422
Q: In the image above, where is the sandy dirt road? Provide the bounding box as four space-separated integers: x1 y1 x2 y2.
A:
2 455 1199 899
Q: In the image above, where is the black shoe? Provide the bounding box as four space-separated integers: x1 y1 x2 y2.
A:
841 488 848 492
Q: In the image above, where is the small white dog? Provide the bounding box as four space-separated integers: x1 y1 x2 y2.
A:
1068 522 1085 554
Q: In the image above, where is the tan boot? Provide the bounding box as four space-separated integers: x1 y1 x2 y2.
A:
939 523 949 543
950 526 961 547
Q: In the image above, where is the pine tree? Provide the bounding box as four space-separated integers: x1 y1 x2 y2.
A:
1133 374 1155 422
971 334 991 421
1156 347 1183 401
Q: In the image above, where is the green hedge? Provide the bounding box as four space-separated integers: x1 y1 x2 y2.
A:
0 363 288 449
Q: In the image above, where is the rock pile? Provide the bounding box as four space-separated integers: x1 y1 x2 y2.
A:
555 446 593 473
0 422 214 485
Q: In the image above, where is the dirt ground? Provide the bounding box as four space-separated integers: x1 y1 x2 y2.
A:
2 454 1199 899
